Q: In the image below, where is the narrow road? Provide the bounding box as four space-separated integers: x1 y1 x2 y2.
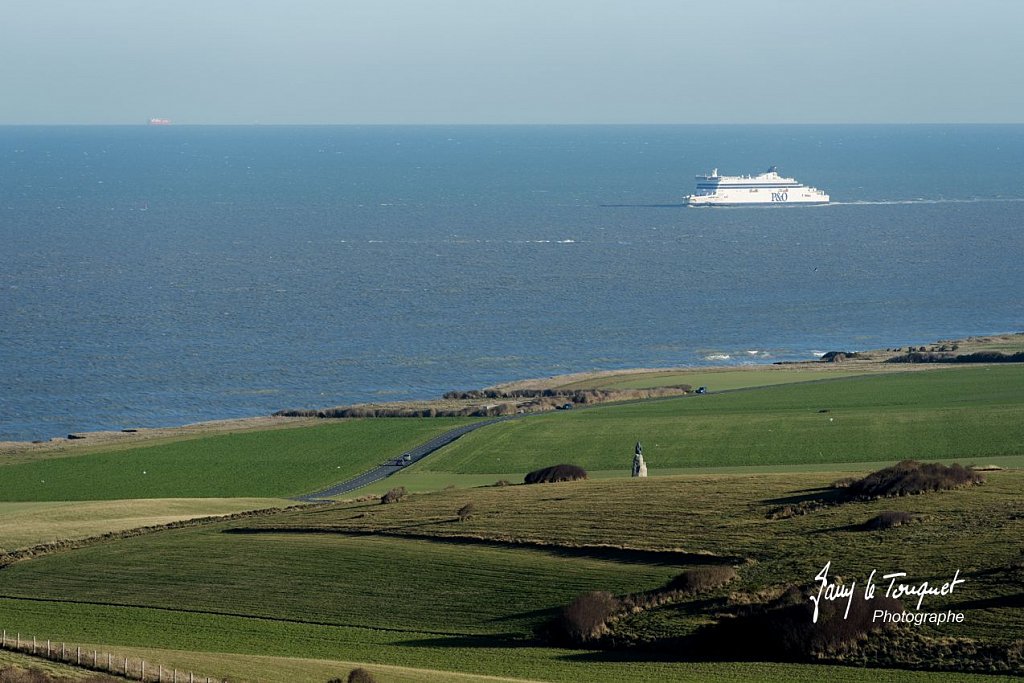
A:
293 415 518 501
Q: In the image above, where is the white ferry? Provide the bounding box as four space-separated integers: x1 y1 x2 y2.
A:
684 167 829 206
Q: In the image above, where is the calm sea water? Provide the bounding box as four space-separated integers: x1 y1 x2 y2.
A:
1 125 1022 441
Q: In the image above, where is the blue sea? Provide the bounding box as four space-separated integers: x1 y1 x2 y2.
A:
1 125 1022 442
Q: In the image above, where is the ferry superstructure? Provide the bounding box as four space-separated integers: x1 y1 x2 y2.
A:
684 167 829 206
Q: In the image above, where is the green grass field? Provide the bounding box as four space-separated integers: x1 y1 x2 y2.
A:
0 498 286 551
418 366 1024 476
2 362 1021 681
555 366 883 391
251 471 1024 644
0 469 1019 680
0 418 476 502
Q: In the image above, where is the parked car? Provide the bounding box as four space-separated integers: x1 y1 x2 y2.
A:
696 386 707 395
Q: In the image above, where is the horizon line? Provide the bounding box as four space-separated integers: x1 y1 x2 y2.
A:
2 121 1024 127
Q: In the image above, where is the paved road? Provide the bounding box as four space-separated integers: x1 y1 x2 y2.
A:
293 415 518 501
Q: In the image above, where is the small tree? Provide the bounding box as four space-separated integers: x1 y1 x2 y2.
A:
557 591 621 645
347 668 377 683
380 486 407 504
457 502 475 522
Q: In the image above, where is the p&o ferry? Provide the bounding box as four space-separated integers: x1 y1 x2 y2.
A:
684 167 829 206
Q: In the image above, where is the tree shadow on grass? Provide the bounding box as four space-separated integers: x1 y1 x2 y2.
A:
759 487 846 506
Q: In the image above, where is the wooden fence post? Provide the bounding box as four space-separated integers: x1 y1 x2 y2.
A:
32 636 36 654
108 652 112 670
142 660 146 681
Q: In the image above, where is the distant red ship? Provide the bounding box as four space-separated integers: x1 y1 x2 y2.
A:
148 118 171 126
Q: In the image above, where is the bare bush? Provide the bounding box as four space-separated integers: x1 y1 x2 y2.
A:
556 591 621 645
829 477 857 489
347 669 377 683
457 502 475 521
848 460 984 498
864 511 916 530
668 566 738 594
491 479 512 487
380 486 407 504
524 464 588 484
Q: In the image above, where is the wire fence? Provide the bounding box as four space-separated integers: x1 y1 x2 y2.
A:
0 629 223 682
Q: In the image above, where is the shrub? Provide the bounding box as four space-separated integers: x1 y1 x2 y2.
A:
524 464 588 484
699 584 904 660
864 511 916 530
347 669 377 683
829 477 857 489
491 479 512 487
457 502 475 521
848 460 984 498
556 591 621 645
668 566 738 594
380 486 407 504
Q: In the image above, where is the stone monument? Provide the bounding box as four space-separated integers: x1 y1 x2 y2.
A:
631 441 648 478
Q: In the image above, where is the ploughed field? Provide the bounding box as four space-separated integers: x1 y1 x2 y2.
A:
0 365 1021 681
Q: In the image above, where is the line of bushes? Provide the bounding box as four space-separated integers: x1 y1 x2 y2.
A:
551 566 738 646
442 386 691 401
886 350 1024 364
274 385 694 420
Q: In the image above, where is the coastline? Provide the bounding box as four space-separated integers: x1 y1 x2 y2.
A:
3 332 1020 460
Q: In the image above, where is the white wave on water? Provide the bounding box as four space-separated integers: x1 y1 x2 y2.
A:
811 351 827 358
830 197 1024 206
703 353 731 361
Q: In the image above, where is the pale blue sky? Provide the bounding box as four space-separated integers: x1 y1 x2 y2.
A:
2 0 1021 124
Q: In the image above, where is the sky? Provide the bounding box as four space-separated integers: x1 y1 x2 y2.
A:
1 0 1022 125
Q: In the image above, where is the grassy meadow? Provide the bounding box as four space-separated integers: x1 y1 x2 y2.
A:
1 361 1021 681
417 366 1024 477
0 418 476 502
0 498 284 551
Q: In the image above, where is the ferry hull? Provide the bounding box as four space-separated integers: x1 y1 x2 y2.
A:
684 195 830 207
684 167 829 206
